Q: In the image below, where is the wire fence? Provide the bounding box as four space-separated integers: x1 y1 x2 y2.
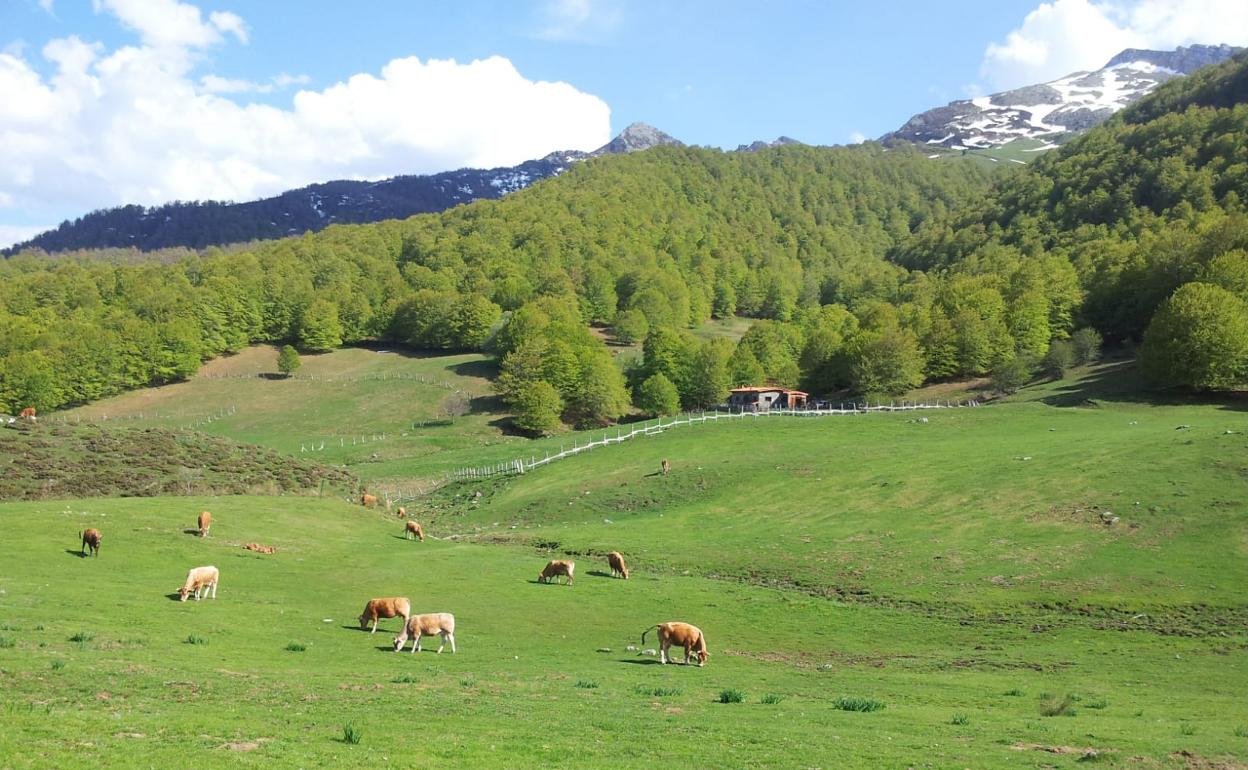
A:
43 406 238 431
197 371 460 389
446 399 980 485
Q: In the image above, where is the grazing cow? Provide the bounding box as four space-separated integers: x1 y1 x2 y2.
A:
642 622 709 666
80 528 102 557
358 597 411 634
661 458 671 475
19 407 36 422
361 493 378 508
197 510 212 538
404 521 425 541
537 559 575 585
178 566 219 602
392 612 456 654
396 506 406 519
607 551 629 579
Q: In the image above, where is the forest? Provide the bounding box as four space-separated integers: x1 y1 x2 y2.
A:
2 52 1246 429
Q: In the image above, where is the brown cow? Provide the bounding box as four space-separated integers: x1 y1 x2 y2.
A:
361 493 378 508
607 551 629 579
537 559 575 585
660 458 671 475
197 510 212 538
396 506 406 518
404 521 425 541
19 407 36 422
358 597 411 634
243 543 277 554
177 566 219 601
392 612 456 654
642 622 709 666
80 528 102 557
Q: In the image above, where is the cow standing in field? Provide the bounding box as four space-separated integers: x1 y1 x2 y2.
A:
404 521 425 541
358 597 411 634
361 493 378 508
19 407 36 422
660 459 671 475
537 559 575 585
607 551 629 579
197 511 212 538
642 622 709 667
392 612 456 654
178 566 219 601
80 528 102 557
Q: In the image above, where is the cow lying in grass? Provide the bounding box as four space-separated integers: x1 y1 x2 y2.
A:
538 559 574 585
404 521 425 541
242 543 277 554
178 566 219 602
358 597 410 634
392 612 456 654
607 551 629 579
642 622 709 666
80 528 102 557
197 510 212 538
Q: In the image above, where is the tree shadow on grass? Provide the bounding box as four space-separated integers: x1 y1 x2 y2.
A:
63 549 88 559
1039 359 1248 412
449 359 499 380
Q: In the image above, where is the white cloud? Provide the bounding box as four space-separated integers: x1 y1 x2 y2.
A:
849 131 867 144
208 10 247 44
0 2 611 230
535 0 623 42
980 0 1248 91
37 0 55 14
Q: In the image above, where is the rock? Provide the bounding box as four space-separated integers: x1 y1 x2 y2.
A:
641 648 658 657
596 647 611 653
626 644 637 652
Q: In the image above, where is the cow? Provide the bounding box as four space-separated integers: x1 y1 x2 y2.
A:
607 551 629 579
80 528 102 557
537 559 575 585
641 622 709 667
404 521 425 541
358 597 411 634
243 543 277 554
361 493 378 508
661 458 671 475
177 566 219 602
392 612 456 654
197 510 212 538
19 407 36 422
396 506 406 519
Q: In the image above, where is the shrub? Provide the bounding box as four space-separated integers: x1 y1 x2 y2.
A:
276 345 302 377
341 722 362 745
285 641 307 652
833 696 885 713
1041 339 1076 379
717 689 745 704
184 635 206 645
951 713 970 725
1039 693 1077 717
1071 327 1103 365
990 355 1034 394
761 693 785 704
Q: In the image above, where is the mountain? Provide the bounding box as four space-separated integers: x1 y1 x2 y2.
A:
735 136 803 152
881 44 1241 150
4 123 683 255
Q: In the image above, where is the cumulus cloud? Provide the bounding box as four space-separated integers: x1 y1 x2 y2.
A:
981 0 1248 90
0 0 611 238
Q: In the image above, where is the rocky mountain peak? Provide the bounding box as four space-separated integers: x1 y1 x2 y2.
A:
592 122 683 155
1104 44 1242 74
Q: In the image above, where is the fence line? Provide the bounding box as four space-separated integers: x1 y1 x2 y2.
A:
446 399 979 484
198 371 459 389
45 405 238 431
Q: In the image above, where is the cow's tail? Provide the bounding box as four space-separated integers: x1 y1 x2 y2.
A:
641 625 658 647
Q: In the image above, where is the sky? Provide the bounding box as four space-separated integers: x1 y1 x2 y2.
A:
1 0 1247 247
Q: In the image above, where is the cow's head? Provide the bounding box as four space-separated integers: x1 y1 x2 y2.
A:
392 635 406 652
178 587 191 602
358 614 369 630
697 649 709 666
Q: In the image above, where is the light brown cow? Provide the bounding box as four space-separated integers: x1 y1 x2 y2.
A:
642 621 709 666
607 551 629 579
537 559 575 585
392 612 456 654
358 597 411 634
80 528 102 557
197 510 212 538
361 493 378 508
404 521 425 541
19 407 36 422
661 458 671 475
177 566 219 602
396 506 407 519
243 543 277 554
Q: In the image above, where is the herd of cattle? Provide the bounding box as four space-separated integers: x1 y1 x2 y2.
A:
74 492 712 666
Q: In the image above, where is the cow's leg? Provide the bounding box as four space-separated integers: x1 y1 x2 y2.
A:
684 644 693 664
436 634 445 654
415 635 423 653
447 633 456 654
210 581 217 599
370 618 378 634
659 641 669 664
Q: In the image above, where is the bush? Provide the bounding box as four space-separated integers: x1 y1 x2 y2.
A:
1041 339 1076 379
717 689 745 704
276 345 301 377
990 356 1034 394
833 696 885 712
1070 327 1103 365
635 373 681 417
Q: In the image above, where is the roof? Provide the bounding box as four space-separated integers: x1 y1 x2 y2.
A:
729 386 809 396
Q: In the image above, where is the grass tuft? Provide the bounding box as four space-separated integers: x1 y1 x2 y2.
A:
49 660 65 671
341 722 362 745
717 689 745 704
575 680 599 689
1004 688 1024 697
459 678 475 688
1234 725 1248 738
285 641 307 652
0 636 15 649
391 673 417 684
761 693 785 705
951 713 970 725
183 634 206 646
1179 723 1196 736
67 631 93 643
1039 693 1077 717
1084 698 1108 710
634 685 681 697
833 696 885 713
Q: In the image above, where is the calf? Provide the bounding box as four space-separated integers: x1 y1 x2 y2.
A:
358 597 411 634
607 551 629 579
361 493 378 508
660 458 671 475
19 406 36 422
392 612 456 654
404 521 425 541
178 566 219 602
396 506 406 518
197 510 212 538
80 528 102 557
537 559 575 585
642 622 709 666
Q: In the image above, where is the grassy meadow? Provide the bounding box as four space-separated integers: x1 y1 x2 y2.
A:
2 355 1247 768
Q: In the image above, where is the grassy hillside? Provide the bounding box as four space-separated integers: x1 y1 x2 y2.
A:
2 365 1246 767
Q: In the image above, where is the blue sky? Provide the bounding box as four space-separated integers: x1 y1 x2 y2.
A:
1 0 1246 245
